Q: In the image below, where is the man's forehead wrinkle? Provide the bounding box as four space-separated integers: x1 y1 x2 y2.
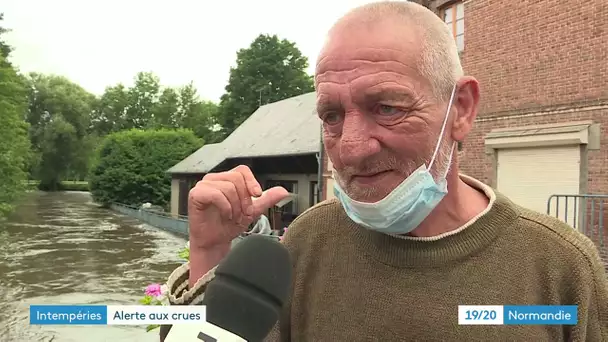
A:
316 69 412 86
317 59 413 75
316 47 417 70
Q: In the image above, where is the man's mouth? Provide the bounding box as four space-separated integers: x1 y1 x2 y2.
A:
351 170 391 184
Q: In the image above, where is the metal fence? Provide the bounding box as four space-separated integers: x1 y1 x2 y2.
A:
111 202 189 238
546 194 607 263
110 203 280 246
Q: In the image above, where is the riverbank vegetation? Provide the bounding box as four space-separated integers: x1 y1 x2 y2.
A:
0 12 314 216
0 50 30 217
23 180 90 192
90 129 200 208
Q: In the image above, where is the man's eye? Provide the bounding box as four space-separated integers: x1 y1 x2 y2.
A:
324 112 343 125
376 104 401 116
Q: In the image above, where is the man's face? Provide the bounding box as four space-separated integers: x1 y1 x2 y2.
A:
316 21 455 203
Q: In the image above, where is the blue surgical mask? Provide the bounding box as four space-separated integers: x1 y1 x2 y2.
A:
333 86 457 235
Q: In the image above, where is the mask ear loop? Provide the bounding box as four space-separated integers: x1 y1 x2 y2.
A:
442 141 457 179
428 85 457 170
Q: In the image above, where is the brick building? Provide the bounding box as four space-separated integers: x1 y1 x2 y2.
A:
322 0 608 262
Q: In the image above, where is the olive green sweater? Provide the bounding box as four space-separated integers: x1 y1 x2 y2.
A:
162 177 607 342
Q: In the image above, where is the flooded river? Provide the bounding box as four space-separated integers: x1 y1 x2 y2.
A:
0 191 186 342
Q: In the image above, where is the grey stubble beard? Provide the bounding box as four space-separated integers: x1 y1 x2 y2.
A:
333 135 454 202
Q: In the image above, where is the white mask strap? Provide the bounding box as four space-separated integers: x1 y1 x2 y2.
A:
442 141 457 178
429 85 457 170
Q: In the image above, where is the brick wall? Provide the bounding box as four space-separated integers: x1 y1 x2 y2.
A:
460 108 608 193
459 107 608 266
462 0 608 116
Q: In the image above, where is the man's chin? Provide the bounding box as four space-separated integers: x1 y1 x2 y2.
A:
343 183 393 203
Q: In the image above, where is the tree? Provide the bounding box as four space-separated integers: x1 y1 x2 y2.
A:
126 72 161 129
216 34 315 137
0 16 31 217
154 87 180 128
91 83 130 136
176 83 219 140
0 13 11 59
25 73 97 188
89 129 201 207
91 74 219 141
36 114 78 190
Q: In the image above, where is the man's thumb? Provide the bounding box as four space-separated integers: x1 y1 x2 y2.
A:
252 186 290 214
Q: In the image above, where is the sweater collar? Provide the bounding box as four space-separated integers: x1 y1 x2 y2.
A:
348 176 519 268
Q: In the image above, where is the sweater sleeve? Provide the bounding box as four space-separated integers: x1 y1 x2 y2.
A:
158 263 217 342
581 255 608 341
569 241 608 341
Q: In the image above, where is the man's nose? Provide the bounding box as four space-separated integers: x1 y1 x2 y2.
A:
339 111 381 166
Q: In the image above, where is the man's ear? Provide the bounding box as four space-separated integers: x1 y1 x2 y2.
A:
451 76 480 142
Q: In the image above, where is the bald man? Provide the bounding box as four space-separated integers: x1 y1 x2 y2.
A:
162 2 607 341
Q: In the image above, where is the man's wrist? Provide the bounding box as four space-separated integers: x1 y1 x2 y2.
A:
189 243 230 288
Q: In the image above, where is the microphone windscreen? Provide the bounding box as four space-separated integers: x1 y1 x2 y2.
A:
202 234 292 342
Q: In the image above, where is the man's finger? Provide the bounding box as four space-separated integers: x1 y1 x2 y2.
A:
252 186 290 216
214 181 242 224
189 186 233 220
205 171 253 219
232 165 262 197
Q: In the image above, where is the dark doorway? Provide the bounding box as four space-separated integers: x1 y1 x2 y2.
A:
178 180 190 216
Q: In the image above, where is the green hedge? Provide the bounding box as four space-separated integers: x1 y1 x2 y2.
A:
89 129 201 207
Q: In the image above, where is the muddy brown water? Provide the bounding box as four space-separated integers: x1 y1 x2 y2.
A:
0 191 186 342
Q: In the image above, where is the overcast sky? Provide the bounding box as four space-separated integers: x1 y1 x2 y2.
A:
2 0 377 102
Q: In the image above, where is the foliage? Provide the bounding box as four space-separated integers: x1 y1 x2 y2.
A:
177 246 190 261
25 73 97 189
0 54 31 217
22 71 217 192
89 129 201 207
0 15 31 218
60 181 90 191
215 34 314 138
91 73 218 140
0 13 11 59
22 180 89 192
139 283 169 332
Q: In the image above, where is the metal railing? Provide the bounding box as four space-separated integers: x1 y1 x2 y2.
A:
111 202 189 238
546 194 607 251
110 202 281 246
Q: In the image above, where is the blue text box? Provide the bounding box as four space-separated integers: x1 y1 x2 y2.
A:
503 305 577 325
30 305 108 325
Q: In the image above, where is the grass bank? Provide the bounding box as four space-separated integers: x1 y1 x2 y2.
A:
24 180 90 192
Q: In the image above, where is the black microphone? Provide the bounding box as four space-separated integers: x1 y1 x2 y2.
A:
164 235 292 342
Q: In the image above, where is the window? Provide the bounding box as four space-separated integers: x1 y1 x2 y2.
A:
443 1 464 52
309 181 319 207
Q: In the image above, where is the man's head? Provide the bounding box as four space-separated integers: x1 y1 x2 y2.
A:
316 1 479 203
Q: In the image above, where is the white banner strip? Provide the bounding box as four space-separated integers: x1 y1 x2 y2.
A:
106 305 206 325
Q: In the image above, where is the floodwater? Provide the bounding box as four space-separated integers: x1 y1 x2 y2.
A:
0 191 186 342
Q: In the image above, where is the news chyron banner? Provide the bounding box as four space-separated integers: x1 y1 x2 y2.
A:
29 304 578 326
30 305 206 325
458 305 578 325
